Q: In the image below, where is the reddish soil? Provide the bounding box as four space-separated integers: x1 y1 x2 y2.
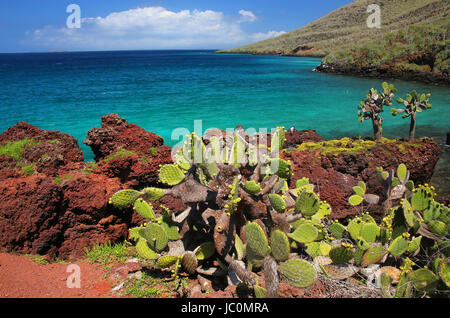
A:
0 253 114 298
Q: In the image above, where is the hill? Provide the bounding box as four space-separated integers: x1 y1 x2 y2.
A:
218 0 449 84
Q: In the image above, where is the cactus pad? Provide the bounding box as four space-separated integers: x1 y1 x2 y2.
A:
159 212 180 240
156 255 179 269
143 187 168 202
347 219 365 241
328 222 347 239
279 259 317 288
406 236 422 255
268 193 287 213
181 251 198 274
254 285 267 298
133 198 155 220
244 180 262 195
438 259 449 287
267 158 292 179
411 186 433 211
305 242 321 258
136 238 159 260
397 163 408 182
246 222 270 258
402 199 415 228
408 268 439 292
295 191 320 216
359 223 380 243
348 194 363 206
159 164 185 186
388 236 409 257
194 241 216 260
329 245 354 264
129 226 142 241
428 220 448 237
289 223 318 243
110 189 142 209
295 177 310 188
362 243 387 267
270 230 290 261
142 223 168 252
234 235 246 261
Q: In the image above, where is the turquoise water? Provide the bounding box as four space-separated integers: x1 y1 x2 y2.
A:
0 50 448 161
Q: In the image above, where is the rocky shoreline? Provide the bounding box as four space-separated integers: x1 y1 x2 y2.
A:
216 52 449 86
0 114 444 260
315 63 450 86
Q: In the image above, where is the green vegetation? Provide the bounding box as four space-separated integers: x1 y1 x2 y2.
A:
107 127 448 298
219 0 449 81
24 254 50 265
392 90 433 140
103 148 136 162
358 82 397 141
294 137 398 155
323 24 448 77
83 162 98 175
0 138 41 162
148 147 158 156
122 271 183 298
84 242 132 265
21 164 35 176
53 174 75 185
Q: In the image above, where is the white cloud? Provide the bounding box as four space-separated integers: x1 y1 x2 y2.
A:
27 6 286 50
238 9 257 22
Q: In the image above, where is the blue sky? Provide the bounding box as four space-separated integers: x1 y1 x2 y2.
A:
0 0 353 53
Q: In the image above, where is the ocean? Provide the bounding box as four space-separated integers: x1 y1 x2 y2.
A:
0 50 448 161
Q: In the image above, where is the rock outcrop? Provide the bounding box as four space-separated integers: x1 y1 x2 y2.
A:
282 137 442 219
0 115 443 259
0 115 176 260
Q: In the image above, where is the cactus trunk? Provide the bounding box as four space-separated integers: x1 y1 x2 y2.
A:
372 117 382 142
409 112 417 141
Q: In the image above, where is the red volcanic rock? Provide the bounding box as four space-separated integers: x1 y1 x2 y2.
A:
84 113 166 161
260 128 323 149
0 115 181 260
283 150 358 219
0 121 84 177
96 144 173 188
0 175 64 255
284 129 323 148
283 137 442 219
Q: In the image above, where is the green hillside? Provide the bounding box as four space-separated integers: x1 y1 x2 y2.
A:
219 0 449 83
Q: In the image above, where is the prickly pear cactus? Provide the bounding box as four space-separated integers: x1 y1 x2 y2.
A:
143 187 168 202
244 180 262 194
181 251 198 274
279 259 317 288
246 222 270 258
362 243 387 267
295 191 320 216
159 164 185 186
142 223 168 252
388 235 409 257
289 223 318 243
268 193 287 213
133 198 155 220
109 189 142 209
270 230 290 262
329 244 354 264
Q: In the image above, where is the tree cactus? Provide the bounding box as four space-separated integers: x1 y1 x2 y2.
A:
392 90 432 140
358 82 397 141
